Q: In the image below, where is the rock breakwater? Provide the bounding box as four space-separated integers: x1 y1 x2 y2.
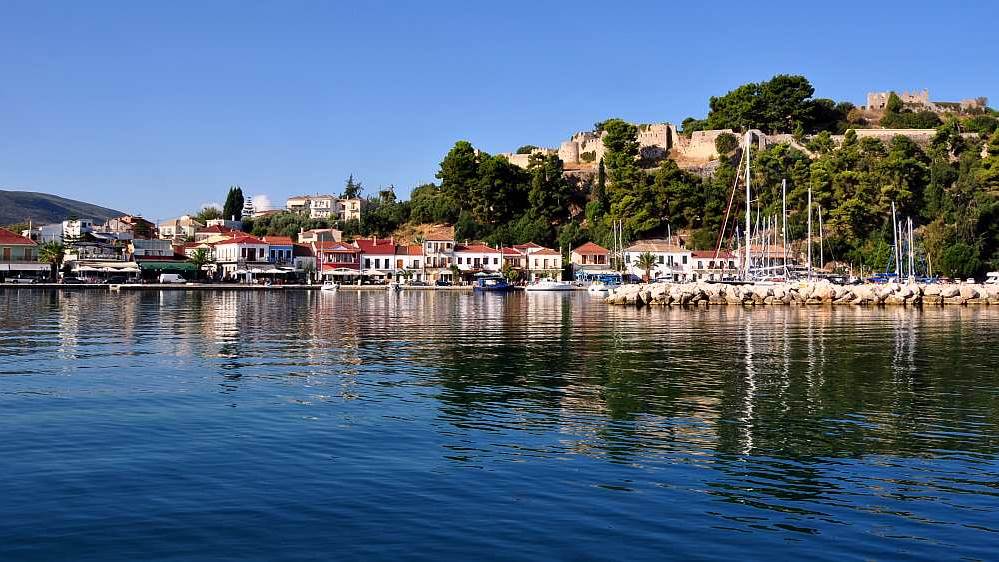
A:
604 281 999 307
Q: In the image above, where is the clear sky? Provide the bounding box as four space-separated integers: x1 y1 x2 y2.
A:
1 0 996 220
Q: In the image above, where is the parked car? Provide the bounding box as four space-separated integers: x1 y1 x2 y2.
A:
61 277 84 284
158 274 187 284
6 276 37 284
409 280 428 286
435 280 452 287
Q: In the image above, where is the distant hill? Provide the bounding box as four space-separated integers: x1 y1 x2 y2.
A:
0 189 124 226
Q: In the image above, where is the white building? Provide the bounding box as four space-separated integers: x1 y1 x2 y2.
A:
213 235 271 277
526 248 563 279
454 244 502 272
22 223 64 244
159 215 204 240
287 195 363 222
62 219 95 239
624 239 692 281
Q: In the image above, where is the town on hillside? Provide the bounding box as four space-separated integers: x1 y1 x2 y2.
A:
3 76 999 286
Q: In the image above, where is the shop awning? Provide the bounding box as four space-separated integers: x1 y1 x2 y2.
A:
138 261 197 272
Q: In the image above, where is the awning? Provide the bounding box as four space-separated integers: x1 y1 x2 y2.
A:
138 261 197 272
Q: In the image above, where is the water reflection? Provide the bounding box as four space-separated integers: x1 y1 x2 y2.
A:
1 288 998 559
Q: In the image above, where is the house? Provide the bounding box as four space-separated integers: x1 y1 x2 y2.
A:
262 236 295 265
393 245 425 282
205 218 243 231
313 241 361 279
423 225 456 282
355 237 398 280
158 215 204 240
454 244 502 273
500 247 525 269
213 235 271 278
292 244 317 280
286 194 364 222
690 250 739 281
286 195 311 214
526 248 563 279
21 223 64 244
194 224 243 242
571 242 609 268
298 228 342 245
62 219 95 239
102 215 155 239
0 228 47 281
624 239 692 281
129 238 175 259
340 198 362 221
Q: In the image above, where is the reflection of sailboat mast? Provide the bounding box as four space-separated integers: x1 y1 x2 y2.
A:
741 311 756 455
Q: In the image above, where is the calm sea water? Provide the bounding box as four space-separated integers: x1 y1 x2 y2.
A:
1 289 997 561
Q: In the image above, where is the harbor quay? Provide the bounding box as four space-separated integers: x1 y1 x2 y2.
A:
605 280 999 307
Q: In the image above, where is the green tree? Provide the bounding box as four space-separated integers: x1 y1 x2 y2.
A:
527 153 570 225
343 174 364 199
222 186 245 221
188 247 213 280
715 132 738 156
37 242 65 281
636 251 656 282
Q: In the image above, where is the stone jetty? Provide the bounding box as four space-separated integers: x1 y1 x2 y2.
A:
604 280 999 307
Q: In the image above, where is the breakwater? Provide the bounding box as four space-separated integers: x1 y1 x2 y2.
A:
605 280 999 306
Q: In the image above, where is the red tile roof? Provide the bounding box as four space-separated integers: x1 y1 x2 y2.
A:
354 237 397 255
262 236 294 245
314 241 358 252
396 244 423 256
500 247 522 256
572 241 608 255
293 243 314 257
216 235 266 245
423 225 455 241
513 242 543 250
455 244 501 254
198 225 239 234
0 228 36 246
691 250 736 259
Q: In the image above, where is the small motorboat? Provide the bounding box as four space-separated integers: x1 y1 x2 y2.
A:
321 281 339 292
586 279 620 294
473 274 514 292
524 279 575 292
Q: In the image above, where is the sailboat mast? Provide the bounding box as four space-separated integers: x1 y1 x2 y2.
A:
744 131 752 280
782 179 787 278
807 184 813 280
908 217 915 283
818 205 824 272
891 201 902 278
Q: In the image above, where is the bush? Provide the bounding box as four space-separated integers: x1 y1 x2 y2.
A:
714 132 738 155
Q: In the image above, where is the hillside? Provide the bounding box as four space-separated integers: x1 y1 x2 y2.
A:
0 189 123 226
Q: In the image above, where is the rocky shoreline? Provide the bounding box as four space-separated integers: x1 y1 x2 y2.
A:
604 281 999 307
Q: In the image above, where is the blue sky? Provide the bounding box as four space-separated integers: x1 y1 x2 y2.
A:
1 0 996 220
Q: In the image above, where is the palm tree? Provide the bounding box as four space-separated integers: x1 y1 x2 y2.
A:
637 251 657 283
37 242 65 281
188 247 213 280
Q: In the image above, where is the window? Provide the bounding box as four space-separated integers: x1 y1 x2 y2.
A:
457 257 462 265
365 258 371 268
493 257 498 265
658 255 664 264
682 255 688 264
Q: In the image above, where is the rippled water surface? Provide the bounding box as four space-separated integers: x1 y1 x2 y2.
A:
1 289 998 561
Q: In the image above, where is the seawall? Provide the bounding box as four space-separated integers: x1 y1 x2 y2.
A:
605 281 999 307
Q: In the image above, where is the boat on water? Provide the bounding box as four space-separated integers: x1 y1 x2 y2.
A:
320 281 339 292
473 274 514 292
388 281 402 292
587 280 619 294
525 279 575 292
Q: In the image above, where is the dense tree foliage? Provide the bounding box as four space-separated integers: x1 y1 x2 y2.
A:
222 186 244 221
701 75 851 135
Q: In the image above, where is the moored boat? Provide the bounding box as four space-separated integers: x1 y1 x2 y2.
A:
321 281 339 292
473 274 514 292
525 279 575 291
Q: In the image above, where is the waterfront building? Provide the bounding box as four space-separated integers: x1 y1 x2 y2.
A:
262 236 295 265
624 239 692 281
393 244 425 282
526 248 563 280
313 240 361 280
690 250 739 281
422 225 456 283
500 247 526 270
213 235 271 278
355 237 398 281
454 244 501 274
195 224 242 242
571 242 609 268
0 228 48 281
